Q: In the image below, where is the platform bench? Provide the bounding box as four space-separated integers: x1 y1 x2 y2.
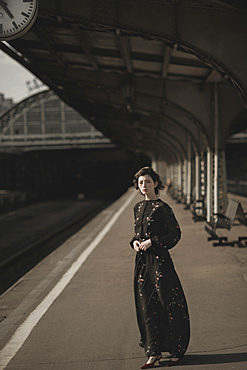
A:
205 199 247 246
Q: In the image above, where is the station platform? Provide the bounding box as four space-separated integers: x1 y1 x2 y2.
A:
0 188 246 370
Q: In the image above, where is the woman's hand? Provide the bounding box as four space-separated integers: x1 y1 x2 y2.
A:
133 239 152 252
133 240 141 252
139 239 152 252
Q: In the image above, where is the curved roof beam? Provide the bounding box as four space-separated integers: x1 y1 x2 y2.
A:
0 42 209 150
70 87 207 150
134 109 200 153
205 0 247 13
76 96 192 160
57 91 200 157
76 80 209 148
71 76 209 148
93 115 180 163
134 91 209 147
162 115 200 153
139 125 185 162
150 136 179 164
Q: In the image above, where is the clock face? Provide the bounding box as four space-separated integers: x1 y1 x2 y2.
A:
0 0 38 41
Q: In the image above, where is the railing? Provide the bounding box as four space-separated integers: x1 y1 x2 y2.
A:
0 132 113 148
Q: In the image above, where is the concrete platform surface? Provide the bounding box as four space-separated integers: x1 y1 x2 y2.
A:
0 188 246 369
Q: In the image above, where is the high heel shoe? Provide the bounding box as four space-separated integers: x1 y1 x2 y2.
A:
140 355 162 369
165 358 181 367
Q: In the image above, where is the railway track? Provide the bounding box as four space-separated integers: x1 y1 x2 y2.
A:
0 199 110 295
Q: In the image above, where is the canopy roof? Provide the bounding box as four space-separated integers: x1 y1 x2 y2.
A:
1 0 246 161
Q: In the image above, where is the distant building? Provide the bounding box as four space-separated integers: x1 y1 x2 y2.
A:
0 90 113 151
0 93 14 115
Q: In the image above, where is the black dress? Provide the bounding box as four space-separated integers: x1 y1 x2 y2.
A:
130 199 190 358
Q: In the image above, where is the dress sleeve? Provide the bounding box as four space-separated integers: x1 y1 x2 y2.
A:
130 206 138 248
151 204 181 250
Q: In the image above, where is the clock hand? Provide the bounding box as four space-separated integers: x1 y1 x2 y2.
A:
0 0 14 19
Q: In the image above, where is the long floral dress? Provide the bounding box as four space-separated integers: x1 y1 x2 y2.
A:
130 199 190 359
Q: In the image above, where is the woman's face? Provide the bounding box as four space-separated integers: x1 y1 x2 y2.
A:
138 174 158 198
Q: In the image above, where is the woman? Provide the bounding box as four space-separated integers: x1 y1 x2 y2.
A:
130 167 190 368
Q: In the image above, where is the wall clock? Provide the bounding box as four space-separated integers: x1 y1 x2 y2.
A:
0 0 38 41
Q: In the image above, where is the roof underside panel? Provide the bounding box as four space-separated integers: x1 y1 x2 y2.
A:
2 0 241 159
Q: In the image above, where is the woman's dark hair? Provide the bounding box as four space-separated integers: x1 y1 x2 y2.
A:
133 166 165 195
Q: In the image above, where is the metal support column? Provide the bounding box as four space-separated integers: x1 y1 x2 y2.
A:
170 163 174 191
207 147 213 222
173 163 177 198
177 161 182 201
214 82 219 214
195 151 201 214
218 150 228 213
182 159 187 202
152 158 157 172
186 138 192 205
195 152 200 201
